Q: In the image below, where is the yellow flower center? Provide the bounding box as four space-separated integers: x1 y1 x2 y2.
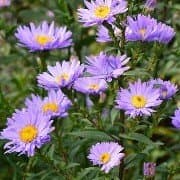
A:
131 95 147 108
139 28 146 38
55 73 70 84
100 153 111 164
94 6 110 19
42 102 58 113
89 84 99 91
19 125 38 143
35 34 52 46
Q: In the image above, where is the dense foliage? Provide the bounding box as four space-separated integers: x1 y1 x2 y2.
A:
0 0 179 179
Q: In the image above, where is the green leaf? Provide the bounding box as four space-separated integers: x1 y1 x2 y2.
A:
68 130 113 141
119 133 153 144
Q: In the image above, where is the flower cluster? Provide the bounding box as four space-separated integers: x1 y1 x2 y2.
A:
1 0 179 177
1 89 72 156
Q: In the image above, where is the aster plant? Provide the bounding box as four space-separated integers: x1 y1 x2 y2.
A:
77 0 128 27
0 0 179 180
15 21 72 52
1 109 54 156
88 142 125 173
86 52 130 81
73 77 108 95
149 79 178 100
37 59 84 89
115 79 162 118
125 14 175 44
25 90 72 118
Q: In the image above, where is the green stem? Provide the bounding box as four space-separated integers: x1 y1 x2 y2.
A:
23 157 33 179
119 110 125 180
102 22 119 51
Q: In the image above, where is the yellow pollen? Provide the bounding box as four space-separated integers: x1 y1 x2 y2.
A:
55 73 70 84
139 28 146 37
89 84 99 91
94 5 110 19
131 95 147 108
42 102 58 113
35 34 52 46
19 125 38 143
100 153 111 164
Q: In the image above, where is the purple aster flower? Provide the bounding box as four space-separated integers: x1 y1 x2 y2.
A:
15 21 72 52
156 22 176 44
73 77 108 95
88 142 125 173
115 79 162 118
171 108 180 129
86 52 130 81
144 0 157 10
25 90 72 118
37 59 84 89
0 0 10 7
149 79 178 100
125 14 175 44
77 0 128 27
0 109 54 157
143 162 156 177
96 25 121 43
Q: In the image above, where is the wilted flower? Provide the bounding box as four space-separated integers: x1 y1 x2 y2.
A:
171 108 180 129
144 0 157 10
149 79 178 100
115 79 162 118
73 77 108 95
125 14 175 44
0 109 54 157
86 52 130 81
143 162 156 177
77 0 127 27
88 142 125 173
0 0 10 7
96 25 121 43
15 21 72 51
25 90 72 118
37 60 84 89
